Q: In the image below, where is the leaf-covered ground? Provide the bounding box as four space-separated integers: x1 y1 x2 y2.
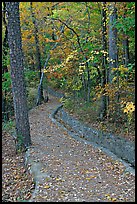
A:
2 131 35 202
26 95 135 202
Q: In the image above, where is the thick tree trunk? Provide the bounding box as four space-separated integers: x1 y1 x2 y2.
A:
6 2 31 151
108 2 119 118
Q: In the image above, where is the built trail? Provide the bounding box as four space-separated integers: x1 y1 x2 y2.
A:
26 95 135 202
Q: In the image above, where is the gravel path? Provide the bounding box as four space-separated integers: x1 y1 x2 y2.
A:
26 95 135 202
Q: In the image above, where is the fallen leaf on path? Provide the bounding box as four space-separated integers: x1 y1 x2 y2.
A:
85 175 96 180
44 185 50 189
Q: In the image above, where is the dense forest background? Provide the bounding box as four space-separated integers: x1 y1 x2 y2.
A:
2 2 135 140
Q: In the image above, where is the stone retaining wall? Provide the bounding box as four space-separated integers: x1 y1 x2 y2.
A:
54 107 135 167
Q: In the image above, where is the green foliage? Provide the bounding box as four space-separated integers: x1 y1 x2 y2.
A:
16 132 25 153
2 119 15 133
26 87 38 109
24 70 39 87
115 16 135 37
2 72 13 114
2 72 11 92
2 47 10 67
61 97 74 110
127 63 135 82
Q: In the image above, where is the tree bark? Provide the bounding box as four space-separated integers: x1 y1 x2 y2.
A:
99 2 108 120
108 2 118 83
122 4 129 67
30 2 44 103
6 2 31 151
108 2 119 118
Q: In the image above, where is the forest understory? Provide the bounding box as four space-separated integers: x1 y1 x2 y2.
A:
62 97 135 143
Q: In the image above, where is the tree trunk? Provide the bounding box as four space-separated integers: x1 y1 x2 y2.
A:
30 2 44 103
108 2 118 83
108 2 119 118
122 4 129 67
99 2 108 120
6 2 31 151
87 64 91 102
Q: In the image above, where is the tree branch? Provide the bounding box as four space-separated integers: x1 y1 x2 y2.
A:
51 17 85 56
36 19 69 105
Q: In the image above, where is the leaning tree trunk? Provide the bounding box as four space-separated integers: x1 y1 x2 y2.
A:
6 2 31 151
30 2 44 104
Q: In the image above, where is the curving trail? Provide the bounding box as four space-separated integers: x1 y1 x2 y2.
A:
27 95 135 202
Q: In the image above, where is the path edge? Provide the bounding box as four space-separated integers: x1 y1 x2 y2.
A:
50 104 135 175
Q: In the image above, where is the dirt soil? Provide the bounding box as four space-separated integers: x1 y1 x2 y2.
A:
26 95 135 202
